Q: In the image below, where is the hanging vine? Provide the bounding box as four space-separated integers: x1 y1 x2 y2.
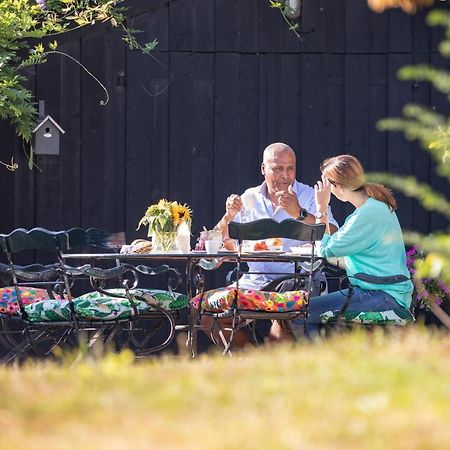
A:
0 0 156 169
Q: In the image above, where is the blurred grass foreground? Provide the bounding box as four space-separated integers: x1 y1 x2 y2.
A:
1 328 450 449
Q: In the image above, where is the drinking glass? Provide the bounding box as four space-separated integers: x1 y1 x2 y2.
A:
240 192 256 223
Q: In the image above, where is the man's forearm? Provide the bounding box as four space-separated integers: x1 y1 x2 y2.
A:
215 212 235 237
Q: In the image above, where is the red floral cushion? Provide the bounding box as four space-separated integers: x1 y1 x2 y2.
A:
191 287 308 313
0 287 55 315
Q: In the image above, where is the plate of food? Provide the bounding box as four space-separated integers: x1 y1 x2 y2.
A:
242 238 285 254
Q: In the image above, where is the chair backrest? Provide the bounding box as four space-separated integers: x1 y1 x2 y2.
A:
228 218 325 243
63 228 126 252
0 228 68 255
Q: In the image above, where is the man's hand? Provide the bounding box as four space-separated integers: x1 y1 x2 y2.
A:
225 194 243 221
275 185 301 218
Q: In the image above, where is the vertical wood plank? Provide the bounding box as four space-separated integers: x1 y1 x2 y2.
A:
264 54 301 153
0 121 17 233
345 54 370 164
128 2 170 52
34 40 82 232
387 54 414 229
35 51 61 230
125 7 170 241
300 53 348 223
58 40 82 230
345 0 388 53
368 54 388 172
412 9 431 53
190 54 215 238
214 53 240 217
168 52 193 205
169 0 215 52
409 52 432 234
323 54 345 161
236 54 260 193
214 52 259 222
389 9 412 53
13 66 36 232
81 26 126 232
301 0 327 53
216 0 259 52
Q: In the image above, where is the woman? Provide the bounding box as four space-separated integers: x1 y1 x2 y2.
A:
304 154 413 333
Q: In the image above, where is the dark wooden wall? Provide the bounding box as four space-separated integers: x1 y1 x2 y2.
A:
0 0 448 244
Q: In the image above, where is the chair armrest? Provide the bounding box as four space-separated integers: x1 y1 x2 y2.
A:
0 262 60 282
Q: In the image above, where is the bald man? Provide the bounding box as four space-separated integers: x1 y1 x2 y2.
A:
216 142 338 290
202 143 340 346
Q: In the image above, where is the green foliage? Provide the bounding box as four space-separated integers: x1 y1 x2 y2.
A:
373 8 450 287
0 0 154 146
269 0 302 40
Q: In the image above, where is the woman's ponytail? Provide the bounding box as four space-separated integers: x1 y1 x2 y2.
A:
363 182 397 211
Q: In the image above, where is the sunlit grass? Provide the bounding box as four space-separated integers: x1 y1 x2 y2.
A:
1 327 450 449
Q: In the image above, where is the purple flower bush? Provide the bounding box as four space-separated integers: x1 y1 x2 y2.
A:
36 0 46 10
407 246 450 308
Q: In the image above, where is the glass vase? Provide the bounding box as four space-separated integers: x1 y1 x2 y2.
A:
151 230 182 254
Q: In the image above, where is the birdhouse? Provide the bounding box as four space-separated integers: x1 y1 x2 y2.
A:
32 115 65 155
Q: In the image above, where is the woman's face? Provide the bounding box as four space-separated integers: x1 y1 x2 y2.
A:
325 175 346 201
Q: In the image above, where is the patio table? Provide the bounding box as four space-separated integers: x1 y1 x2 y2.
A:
61 250 326 356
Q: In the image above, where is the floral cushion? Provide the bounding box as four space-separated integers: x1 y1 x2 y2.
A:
320 308 415 326
25 299 71 322
191 287 308 313
3 287 189 322
77 288 189 312
0 287 55 315
73 296 145 321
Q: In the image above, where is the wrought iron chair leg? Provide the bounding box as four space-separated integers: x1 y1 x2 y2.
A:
134 311 176 356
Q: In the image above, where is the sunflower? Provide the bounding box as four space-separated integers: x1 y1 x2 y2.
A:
171 202 192 226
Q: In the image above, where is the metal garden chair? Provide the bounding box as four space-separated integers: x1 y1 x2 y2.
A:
190 218 326 354
0 227 188 361
58 227 189 356
318 268 416 329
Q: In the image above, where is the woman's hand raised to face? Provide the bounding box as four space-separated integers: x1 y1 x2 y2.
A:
315 175 332 212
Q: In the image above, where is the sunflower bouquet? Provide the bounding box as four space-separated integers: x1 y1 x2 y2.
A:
137 199 192 236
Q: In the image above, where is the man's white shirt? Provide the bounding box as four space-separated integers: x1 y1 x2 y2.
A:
232 180 339 289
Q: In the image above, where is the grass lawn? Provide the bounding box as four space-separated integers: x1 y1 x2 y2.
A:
0 327 449 449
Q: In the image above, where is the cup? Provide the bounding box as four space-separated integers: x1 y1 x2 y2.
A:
240 192 256 223
205 239 222 254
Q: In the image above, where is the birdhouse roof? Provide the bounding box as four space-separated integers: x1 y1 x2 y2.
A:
32 115 66 134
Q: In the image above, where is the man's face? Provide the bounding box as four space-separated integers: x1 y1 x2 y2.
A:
261 150 296 195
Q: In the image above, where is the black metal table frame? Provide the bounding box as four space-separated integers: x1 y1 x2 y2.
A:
61 251 325 356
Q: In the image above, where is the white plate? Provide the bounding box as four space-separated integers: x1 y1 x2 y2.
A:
289 244 318 255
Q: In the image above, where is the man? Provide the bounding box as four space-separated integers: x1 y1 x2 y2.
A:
216 142 338 290
211 142 339 344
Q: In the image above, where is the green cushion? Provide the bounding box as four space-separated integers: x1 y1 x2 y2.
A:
21 288 188 322
25 299 71 322
320 308 415 326
77 288 188 313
